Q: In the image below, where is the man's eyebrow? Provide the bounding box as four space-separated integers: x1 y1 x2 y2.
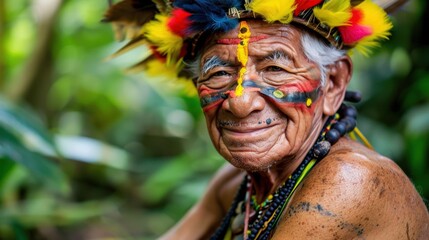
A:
201 56 232 75
263 50 291 63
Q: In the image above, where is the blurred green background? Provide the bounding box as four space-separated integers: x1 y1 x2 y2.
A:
0 0 428 239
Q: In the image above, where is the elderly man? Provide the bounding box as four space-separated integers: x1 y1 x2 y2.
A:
104 0 429 239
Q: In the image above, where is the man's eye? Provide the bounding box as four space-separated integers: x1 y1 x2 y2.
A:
266 66 284 72
211 71 231 77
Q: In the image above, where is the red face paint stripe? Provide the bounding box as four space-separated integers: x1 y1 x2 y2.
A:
217 35 268 45
198 86 221 96
277 80 320 93
265 97 317 113
202 99 224 112
200 90 230 108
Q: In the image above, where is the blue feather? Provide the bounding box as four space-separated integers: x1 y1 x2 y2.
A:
213 0 242 9
174 0 243 33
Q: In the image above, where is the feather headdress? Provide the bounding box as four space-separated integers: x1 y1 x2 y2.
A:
103 0 407 82
313 0 352 27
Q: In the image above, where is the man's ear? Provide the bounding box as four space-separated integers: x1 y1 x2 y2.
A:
323 56 352 116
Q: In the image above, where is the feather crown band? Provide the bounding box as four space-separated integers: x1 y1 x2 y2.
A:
103 0 403 80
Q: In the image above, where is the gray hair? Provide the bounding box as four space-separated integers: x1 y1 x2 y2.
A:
300 31 346 86
186 31 346 86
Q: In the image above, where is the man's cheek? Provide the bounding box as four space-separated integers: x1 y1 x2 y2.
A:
262 84 321 113
198 85 230 112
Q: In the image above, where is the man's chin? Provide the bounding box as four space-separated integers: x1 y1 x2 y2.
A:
220 149 280 172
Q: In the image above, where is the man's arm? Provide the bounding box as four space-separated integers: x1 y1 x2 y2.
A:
272 139 429 239
160 163 244 240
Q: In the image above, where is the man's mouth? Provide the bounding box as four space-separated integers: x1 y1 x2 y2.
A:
219 121 280 142
224 126 270 134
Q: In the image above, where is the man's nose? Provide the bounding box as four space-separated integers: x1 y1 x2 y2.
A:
223 89 265 118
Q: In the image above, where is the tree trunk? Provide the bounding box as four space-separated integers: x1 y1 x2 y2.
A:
7 0 63 116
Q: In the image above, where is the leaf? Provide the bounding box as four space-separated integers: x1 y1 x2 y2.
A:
0 133 69 194
0 158 17 192
54 135 130 170
0 98 58 156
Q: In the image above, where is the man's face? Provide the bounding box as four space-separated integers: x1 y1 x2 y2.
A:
196 20 328 171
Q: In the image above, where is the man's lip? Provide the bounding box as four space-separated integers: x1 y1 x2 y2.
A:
220 124 277 136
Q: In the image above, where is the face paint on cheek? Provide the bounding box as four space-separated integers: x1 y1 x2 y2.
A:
198 81 263 112
259 80 322 112
198 78 321 112
198 86 230 112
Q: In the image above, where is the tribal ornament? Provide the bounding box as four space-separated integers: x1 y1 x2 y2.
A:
103 0 404 82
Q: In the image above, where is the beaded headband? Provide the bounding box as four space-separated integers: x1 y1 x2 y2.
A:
103 0 406 82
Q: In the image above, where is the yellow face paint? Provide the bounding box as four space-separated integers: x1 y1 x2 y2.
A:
235 21 251 97
306 98 313 107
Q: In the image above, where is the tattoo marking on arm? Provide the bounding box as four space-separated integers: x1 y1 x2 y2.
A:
286 201 336 218
287 202 366 238
338 221 364 237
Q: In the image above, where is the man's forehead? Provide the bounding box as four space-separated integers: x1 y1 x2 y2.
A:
201 49 292 65
201 21 302 59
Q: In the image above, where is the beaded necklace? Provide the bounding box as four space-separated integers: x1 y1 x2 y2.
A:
210 92 362 240
251 193 272 212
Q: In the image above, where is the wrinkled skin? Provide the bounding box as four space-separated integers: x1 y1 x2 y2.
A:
160 20 429 239
198 23 323 172
196 20 347 196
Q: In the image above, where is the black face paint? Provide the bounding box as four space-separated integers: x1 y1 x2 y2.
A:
200 80 321 110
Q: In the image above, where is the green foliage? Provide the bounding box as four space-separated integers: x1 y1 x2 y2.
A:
0 0 428 239
0 99 67 193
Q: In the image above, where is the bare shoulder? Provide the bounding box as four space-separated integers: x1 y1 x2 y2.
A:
274 138 429 240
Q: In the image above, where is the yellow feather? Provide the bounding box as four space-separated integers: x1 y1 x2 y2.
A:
143 14 183 65
353 0 393 55
313 0 351 27
249 0 296 24
146 57 179 77
145 59 196 95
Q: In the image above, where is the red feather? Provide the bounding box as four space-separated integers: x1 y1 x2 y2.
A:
167 8 192 37
338 8 372 44
339 25 372 44
348 8 364 25
294 0 323 16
